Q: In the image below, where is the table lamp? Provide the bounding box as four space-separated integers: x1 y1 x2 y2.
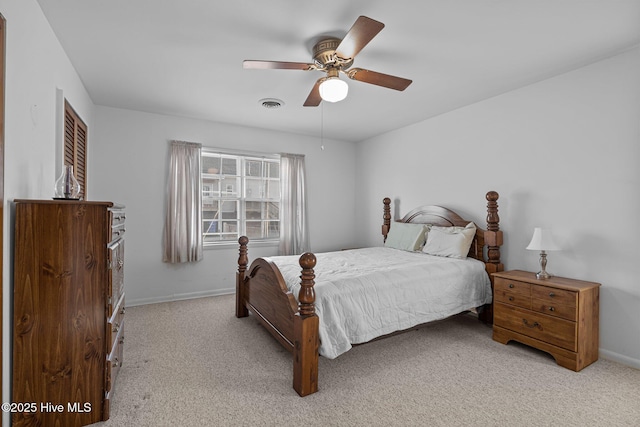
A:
526 227 560 279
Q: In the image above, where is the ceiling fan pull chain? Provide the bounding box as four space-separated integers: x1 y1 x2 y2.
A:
320 103 325 151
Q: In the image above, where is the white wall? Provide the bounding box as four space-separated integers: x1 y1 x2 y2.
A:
355 47 640 368
90 106 357 305
1 0 97 421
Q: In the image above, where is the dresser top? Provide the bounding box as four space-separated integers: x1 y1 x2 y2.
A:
492 269 601 291
14 199 124 209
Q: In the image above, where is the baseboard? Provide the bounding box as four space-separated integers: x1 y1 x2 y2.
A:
126 288 235 307
600 348 640 370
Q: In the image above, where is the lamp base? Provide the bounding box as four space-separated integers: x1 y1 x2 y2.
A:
536 250 552 279
536 270 552 280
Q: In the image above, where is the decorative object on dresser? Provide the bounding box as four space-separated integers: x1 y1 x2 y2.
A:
526 227 560 279
492 270 600 371
236 191 503 397
13 200 125 427
54 164 81 200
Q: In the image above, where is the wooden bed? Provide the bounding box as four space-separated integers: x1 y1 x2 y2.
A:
235 191 503 396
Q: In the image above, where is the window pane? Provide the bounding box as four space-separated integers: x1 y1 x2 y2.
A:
245 221 263 239
203 155 221 174
267 162 279 178
244 202 280 220
266 180 280 200
202 180 219 202
245 201 262 219
267 202 279 219
245 177 260 199
220 200 238 219
267 221 279 238
245 160 263 177
221 157 238 175
220 176 239 196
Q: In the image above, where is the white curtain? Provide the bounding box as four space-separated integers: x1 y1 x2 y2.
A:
163 141 203 263
278 153 309 255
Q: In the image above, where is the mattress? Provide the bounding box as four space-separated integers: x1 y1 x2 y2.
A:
267 247 492 359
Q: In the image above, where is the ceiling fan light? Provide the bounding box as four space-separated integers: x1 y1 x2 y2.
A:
319 77 348 103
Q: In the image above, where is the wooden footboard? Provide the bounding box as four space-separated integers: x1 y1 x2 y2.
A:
236 238 319 396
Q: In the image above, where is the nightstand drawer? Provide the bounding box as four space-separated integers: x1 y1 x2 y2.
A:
494 277 531 296
532 285 576 307
495 290 531 309
494 303 576 352
531 298 576 321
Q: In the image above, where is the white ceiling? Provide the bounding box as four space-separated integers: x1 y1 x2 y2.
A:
36 0 640 142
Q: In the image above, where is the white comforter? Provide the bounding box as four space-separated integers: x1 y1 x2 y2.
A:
267 247 492 359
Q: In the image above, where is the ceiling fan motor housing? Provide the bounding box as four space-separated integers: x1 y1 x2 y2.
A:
313 38 353 69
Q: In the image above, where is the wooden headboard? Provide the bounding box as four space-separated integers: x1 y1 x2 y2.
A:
381 191 503 274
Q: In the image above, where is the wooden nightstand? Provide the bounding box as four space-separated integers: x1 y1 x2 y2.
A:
492 270 600 371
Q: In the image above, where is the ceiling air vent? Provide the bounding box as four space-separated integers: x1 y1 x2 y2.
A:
260 98 284 109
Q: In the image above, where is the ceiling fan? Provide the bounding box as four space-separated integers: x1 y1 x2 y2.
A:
243 16 412 106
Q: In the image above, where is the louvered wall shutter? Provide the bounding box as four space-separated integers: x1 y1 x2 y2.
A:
64 100 88 200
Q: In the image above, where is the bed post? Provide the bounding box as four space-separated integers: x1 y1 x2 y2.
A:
382 197 391 242
236 236 249 318
292 252 319 397
479 191 503 324
484 191 503 273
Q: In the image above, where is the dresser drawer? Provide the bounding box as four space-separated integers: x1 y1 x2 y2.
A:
107 238 125 317
107 295 125 352
531 298 576 321
494 290 531 309
494 303 577 352
494 277 531 297
532 285 576 307
109 209 126 242
106 320 125 394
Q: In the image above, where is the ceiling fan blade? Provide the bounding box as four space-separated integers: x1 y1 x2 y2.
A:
303 79 322 107
346 68 412 91
243 60 314 70
335 16 385 61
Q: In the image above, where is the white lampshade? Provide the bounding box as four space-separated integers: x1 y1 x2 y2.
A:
526 227 560 251
319 77 348 103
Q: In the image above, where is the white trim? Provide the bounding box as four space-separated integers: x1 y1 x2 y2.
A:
201 145 279 159
126 288 235 307
600 348 640 370
204 238 278 249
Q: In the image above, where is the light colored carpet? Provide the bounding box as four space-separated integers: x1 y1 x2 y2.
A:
97 295 640 427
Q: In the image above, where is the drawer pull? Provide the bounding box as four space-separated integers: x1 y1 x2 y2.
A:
120 306 126 315
509 284 514 288
549 292 555 297
523 319 542 330
119 335 125 345
548 306 555 312
112 358 121 368
112 322 120 333
508 296 514 302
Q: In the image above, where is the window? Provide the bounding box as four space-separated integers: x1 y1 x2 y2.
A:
64 100 88 200
202 149 280 244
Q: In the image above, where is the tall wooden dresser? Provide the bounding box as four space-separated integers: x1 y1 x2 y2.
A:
12 200 125 427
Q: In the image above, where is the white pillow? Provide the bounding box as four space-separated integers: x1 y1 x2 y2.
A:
422 222 476 258
384 222 428 251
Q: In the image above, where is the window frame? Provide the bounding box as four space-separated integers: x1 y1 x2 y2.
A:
201 147 281 247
